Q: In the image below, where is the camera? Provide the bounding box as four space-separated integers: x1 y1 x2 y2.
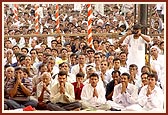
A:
132 30 139 34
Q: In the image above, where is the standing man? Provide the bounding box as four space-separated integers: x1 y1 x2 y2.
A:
47 71 81 111
119 24 151 74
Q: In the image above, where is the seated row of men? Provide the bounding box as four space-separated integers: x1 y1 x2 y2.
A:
4 66 164 111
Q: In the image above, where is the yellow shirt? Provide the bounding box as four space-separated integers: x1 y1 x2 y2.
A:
50 82 75 104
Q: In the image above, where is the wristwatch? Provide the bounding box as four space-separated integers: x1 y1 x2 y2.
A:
20 83 24 86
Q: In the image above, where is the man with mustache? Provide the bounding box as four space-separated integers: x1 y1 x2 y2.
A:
47 71 81 111
138 73 164 111
107 72 141 111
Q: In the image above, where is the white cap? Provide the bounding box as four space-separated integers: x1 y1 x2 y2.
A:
150 45 161 53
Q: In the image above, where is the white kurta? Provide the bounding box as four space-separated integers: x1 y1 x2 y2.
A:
107 83 142 111
138 85 164 111
81 83 106 107
123 35 149 73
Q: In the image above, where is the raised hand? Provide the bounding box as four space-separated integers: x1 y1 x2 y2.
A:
60 82 65 94
121 82 126 94
146 85 152 96
93 87 98 98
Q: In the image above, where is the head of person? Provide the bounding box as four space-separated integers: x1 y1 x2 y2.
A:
150 46 160 56
76 72 85 83
78 53 86 65
89 73 99 88
120 72 130 86
147 73 158 87
141 72 149 86
94 52 102 64
86 65 96 77
113 58 121 70
22 67 30 78
25 55 32 65
119 51 127 62
129 64 138 75
60 62 70 73
14 67 24 79
21 47 29 55
38 63 48 74
58 71 68 85
47 56 55 69
132 23 141 35
41 72 51 85
111 70 121 82
141 65 151 73
5 66 15 79
70 53 77 65
87 48 95 58
100 60 108 72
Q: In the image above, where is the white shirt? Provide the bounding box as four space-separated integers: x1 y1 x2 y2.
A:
138 85 164 111
81 83 107 107
123 34 150 73
150 54 164 82
113 83 138 107
71 64 87 75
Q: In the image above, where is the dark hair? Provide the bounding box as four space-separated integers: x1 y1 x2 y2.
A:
70 53 77 58
22 67 30 76
61 48 68 52
60 62 70 68
21 47 29 53
112 70 121 76
89 73 99 79
76 72 85 78
141 72 149 78
147 73 158 81
51 48 58 53
58 71 67 77
129 64 138 69
113 58 120 63
121 72 130 79
38 63 47 71
141 65 151 73
14 66 23 71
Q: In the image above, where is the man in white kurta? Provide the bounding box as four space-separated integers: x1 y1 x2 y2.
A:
119 24 151 74
81 73 111 111
138 73 164 111
107 72 142 111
